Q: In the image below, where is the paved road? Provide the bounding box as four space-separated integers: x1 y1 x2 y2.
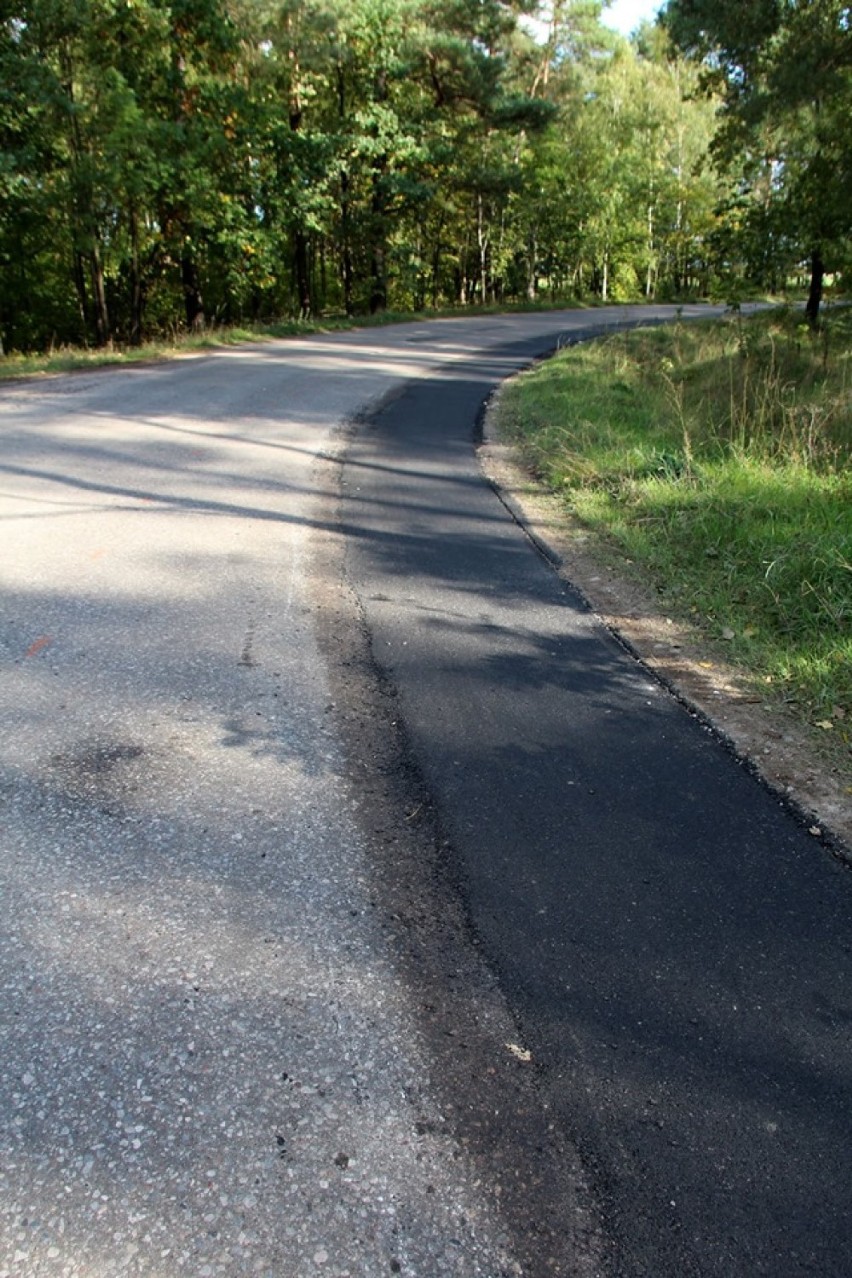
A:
340 326 852 1277
1 306 848 1278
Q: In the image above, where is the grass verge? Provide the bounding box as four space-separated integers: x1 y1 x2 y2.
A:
492 306 851 754
0 298 593 381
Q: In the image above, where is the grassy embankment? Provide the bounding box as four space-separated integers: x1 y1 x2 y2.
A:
493 307 851 763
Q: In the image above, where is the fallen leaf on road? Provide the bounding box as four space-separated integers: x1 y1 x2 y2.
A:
25 635 51 658
506 1043 532 1063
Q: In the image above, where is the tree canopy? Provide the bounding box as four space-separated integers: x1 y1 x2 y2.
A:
0 0 847 351
663 0 852 322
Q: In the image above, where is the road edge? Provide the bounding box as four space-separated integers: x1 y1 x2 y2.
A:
479 394 852 866
306 418 610 1278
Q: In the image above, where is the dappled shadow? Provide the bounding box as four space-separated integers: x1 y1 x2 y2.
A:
2 302 821 1275
3 315 638 1274
0 582 343 782
0 743 507 1273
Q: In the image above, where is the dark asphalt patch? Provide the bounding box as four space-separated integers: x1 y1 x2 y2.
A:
337 333 852 1278
310 439 607 1277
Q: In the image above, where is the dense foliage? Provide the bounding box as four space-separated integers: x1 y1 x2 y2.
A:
1 0 848 351
664 0 852 325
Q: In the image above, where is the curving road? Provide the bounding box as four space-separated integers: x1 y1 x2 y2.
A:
1 307 849 1277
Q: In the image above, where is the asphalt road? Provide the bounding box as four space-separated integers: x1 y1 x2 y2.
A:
1 307 849 1278
340 332 852 1276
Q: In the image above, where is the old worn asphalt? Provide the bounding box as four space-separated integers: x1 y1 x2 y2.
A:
1 308 849 1277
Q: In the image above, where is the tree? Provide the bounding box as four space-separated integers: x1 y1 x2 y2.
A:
663 0 852 323
3 0 775 352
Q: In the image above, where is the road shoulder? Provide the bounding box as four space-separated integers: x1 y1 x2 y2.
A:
479 400 852 862
306 431 608 1278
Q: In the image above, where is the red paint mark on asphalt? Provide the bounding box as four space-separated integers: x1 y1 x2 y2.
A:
25 636 52 658
90 548 106 560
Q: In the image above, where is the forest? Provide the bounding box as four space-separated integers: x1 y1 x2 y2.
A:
1 0 849 352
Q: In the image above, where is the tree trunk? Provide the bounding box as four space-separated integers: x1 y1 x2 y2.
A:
294 229 311 318
369 151 388 313
477 193 489 303
413 225 425 312
88 238 110 346
431 231 442 309
646 198 655 298
339 174 354 315
61 49 107 346
805 247 824 328
369 239 387 313
129 206 144 346
369 158 388 313
72 249 89 342
526 231 537 302
181 251 205 329
319 241 328 311
288 42 312 320
335 65 354 316
369 68 389 315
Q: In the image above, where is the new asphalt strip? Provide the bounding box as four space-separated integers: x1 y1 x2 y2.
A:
341 333 852 1277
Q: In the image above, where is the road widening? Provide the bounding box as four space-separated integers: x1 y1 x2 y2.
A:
2 305 846 1278
340 326 852 1278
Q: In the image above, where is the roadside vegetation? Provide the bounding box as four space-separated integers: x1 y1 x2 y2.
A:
493 307 852 753
0 315 399 379
3 2 848 356
0 299 589 380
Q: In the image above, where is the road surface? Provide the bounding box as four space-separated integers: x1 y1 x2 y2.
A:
1 307 849 1277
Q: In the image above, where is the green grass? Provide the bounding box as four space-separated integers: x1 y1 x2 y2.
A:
0 325 270 378
493 306 852 743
